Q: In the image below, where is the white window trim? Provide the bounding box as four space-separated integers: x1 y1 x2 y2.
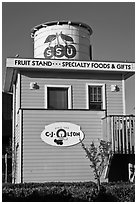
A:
86 83 106 110
45 85 72 109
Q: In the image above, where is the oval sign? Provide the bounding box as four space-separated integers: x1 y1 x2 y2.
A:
41 122 84 147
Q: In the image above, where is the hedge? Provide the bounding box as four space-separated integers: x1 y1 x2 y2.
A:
2 181 135 202
101 182 135 202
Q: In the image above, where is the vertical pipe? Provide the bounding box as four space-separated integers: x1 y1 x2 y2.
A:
5 153 7 183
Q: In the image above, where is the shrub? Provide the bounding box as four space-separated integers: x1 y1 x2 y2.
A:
102 182 135 202
80 139 112 192
2 182 98 202
2 181 135 202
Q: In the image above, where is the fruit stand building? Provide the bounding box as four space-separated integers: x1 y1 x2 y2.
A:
4 21 135 183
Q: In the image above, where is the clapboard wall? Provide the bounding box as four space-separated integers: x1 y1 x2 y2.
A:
22 109 105 182
20 71 124 115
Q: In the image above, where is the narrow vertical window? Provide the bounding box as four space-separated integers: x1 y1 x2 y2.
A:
88 85 104 110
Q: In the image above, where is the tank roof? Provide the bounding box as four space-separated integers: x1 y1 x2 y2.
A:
31 20 93 36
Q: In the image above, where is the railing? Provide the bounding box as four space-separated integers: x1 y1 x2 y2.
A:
102 115 135 154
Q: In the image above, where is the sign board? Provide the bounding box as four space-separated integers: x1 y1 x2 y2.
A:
44 32 77 59
41 122 84 147
6 58 135 72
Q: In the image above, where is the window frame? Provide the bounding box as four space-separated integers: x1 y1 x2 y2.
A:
86 83 106 110
45 85 72 109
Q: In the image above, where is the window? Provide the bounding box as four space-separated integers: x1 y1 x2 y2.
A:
45 85 72 109
86 84 106 110
48 87 68 109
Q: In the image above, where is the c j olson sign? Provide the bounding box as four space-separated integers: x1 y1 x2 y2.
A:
41 122 85 147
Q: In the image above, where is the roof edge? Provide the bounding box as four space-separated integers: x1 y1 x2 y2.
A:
31 20 93 36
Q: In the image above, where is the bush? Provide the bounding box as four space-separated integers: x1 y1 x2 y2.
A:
102 182 135 202
2 182 98 202
2 181 135 202
80 140 112 192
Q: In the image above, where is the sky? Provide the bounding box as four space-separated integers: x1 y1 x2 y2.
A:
2 2 135 114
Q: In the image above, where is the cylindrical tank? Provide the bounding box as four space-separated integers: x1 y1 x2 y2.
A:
31 21 93 60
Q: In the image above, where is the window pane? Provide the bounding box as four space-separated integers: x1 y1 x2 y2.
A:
94 87 97 94
89 102 102 110
90 87 93 94
48 88 68 109
98 87 101 94
98 94 102 101
89 88 93 101
94 94 97 101
97 87 102 102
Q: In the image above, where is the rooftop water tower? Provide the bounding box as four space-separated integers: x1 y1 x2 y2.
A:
31 21 93 60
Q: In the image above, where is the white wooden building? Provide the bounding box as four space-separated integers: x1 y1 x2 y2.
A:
4 21 135 183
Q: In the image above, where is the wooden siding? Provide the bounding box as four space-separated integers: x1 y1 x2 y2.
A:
22 109 105 183
21 71 123 115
